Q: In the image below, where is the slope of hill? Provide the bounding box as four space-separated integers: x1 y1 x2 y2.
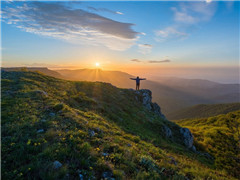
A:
3 67 239 119
56 68 240 116
1 70 236 179
2 67 63 79
176 111 240 177
168 103 240 120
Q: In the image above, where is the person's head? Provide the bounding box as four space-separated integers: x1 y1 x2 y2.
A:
137 76 139 78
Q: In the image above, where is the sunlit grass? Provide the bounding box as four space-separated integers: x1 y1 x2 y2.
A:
1 70 237 179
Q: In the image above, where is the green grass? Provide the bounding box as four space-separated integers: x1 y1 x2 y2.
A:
176 111 240 178
1 71 237 179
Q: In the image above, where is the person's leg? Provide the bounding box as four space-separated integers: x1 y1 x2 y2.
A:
136 84 137 90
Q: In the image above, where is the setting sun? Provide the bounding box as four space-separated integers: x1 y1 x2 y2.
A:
95 62 100 67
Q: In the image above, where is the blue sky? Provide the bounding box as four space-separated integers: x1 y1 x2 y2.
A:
1 1 239 83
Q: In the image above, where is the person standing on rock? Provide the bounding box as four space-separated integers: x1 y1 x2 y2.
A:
130 76 146 90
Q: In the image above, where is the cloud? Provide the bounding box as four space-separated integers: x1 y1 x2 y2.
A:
148 60 171 63
2 2 139 51
155 27 187 42
171 2 217 24
88 7 123 15
131 59 142 62
155 2 217 43
130 59 171 63
138 44 152 54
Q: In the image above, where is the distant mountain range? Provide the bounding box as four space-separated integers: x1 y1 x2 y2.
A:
169 102 240 120
2 67 240 118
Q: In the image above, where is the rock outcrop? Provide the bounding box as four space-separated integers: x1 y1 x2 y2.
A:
179 128 194 148
135 89 166 120
53 161 62 169
162 125 172 138
135 89 196 151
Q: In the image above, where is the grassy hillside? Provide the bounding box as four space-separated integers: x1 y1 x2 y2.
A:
176 111 240 177
169 103 240 120
3 67 239 118
1 70 236 179
55 68 240 116
2 67 63 79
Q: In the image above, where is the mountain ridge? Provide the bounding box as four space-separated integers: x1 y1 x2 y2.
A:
2 67 239 118
169 103 240 120
2 70 236 179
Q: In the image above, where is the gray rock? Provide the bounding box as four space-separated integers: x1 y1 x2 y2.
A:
79 174 83 180
34 90 48 97
102 171 113 179
180 128 194 148
151 103 166 119
102 153 109 157
140 89 152 110
53 160 62 169
168 156 177 166
127 143 132 147
135 89 166 119
41 119 46 122
162 125 172 138
191 145 197 152
201 152 214 159
37 129 44 133
49 112 55 117
89 130 95 137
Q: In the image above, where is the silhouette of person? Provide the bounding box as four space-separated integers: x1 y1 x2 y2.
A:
130 76 146 90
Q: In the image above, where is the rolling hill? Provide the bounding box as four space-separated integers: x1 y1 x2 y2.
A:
168 103 240 120
3 67 239 118
1 70 237 179
176 111 240 177
56 68 240 117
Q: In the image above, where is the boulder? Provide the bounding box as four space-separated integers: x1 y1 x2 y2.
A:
135 89 166 119
53 161 62 169
79 174 83 180
168 156 177 166
180 128 194 148
89 130 95 137
162 125 172 138
102 171 113 179
136 89 152 110
41 119 47 122
49 112 55 117
37 129 44 133
151 103 166 120
191 145 197 152
34 90 48 97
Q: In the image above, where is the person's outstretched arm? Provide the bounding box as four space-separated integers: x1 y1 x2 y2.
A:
140 78 146 80
130 78 136 80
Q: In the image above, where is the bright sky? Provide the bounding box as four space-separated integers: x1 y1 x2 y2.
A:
1 1 239 83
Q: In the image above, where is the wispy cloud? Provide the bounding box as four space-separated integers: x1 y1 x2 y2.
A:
130 59 171 63
138 44 152 54
88 7 123 15
131 59 142 62
172 2 217 24
2 2 139 51
155 2 217 42
148 60 171 63
155 27 187 42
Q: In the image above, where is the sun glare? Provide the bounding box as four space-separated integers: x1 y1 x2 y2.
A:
95 62 100 67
